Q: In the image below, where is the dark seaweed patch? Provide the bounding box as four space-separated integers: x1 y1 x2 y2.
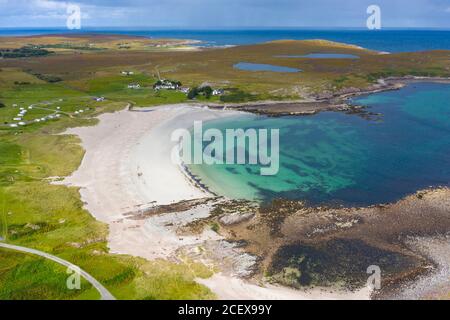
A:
268 238 418 290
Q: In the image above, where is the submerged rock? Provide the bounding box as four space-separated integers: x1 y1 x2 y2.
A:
219 212 255 226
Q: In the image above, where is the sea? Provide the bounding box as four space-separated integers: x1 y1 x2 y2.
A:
1 28 450 53
188 82 450 206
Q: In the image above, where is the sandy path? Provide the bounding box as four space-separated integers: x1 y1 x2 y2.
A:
61 104 372 300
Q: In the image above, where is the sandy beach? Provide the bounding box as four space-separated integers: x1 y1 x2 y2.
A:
62 105 236 259
197 274 372 300
61 104 373 300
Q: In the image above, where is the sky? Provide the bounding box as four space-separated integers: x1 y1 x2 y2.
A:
0 0 449 29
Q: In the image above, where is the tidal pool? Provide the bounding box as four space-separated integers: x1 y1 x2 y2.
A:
188 82 450 206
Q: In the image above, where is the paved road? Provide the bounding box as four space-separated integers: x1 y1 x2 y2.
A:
0 242 115 300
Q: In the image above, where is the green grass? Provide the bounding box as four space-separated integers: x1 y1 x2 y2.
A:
220 89 259 103
86 74 156 95
73 73 189 106
0 69 215 300
0 249 99 300
127 89 188 106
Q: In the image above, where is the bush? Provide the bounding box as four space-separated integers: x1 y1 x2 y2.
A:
202 86 213 99
211 223 220 233
188 87 199 99
25 70 62 83
0 102 5 108
188 86 213 100
0 46 51 58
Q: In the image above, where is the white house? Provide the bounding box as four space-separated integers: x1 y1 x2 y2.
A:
128 83 141 89
212 89 224 96
154 79 180 91
154 84 177 90
179 87 190 94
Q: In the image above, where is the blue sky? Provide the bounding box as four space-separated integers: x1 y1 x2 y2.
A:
0 0 449 28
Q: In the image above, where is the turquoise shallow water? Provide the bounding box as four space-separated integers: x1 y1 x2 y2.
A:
188 82 450 206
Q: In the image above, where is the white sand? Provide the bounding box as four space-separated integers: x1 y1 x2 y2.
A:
62 104 237 259
197 274 371 300
62 104 371 300
63 105 234 222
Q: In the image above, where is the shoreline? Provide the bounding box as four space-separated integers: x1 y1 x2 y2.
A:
61 103 374 300
180 162 219 197
205 76 450 117
60 80 450 299
61 105 239 222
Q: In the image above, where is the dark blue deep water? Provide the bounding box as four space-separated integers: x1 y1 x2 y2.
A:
1 28 450 52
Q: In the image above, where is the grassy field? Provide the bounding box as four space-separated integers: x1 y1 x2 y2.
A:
0 249 100 300
0 68 214 300
70 72 189 106
0 34 199 52
2 37 449 100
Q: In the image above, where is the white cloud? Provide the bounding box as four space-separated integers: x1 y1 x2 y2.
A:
0 0 450 28
33 0 68 10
